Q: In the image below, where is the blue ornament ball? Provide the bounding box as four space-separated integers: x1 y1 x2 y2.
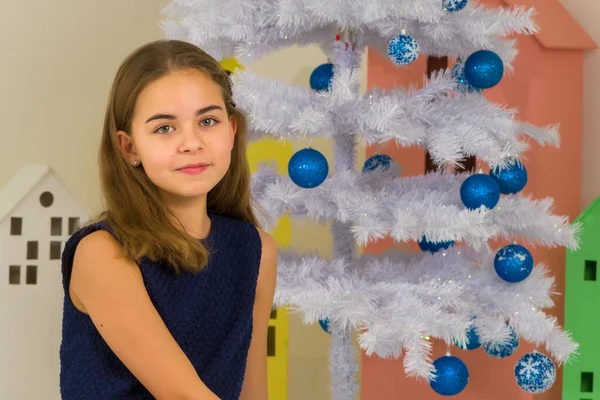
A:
418 237 455 253
460 174 501 210
288 148 329 189
464 50 504 89
515 352 556 394
443 0 468 12
318 318 331 334
362 154 402 175
451 62 483 93
490 161 528 194
430 356 469 396
455 322 481 351
387 34 419 66
483 327 519 358
310 63 334 92
494 244 534 283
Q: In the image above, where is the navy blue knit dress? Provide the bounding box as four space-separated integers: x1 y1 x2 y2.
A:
59 213 262 400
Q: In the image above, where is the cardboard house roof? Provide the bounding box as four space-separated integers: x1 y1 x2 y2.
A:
0 164 51 223
574 196 600 225
502 0 597 50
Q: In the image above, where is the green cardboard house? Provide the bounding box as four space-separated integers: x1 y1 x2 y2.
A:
564 196 600 399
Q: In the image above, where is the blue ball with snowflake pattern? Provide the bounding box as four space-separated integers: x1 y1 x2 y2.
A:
388 34 419 66
362 154 402 175
443 0 468 12
515 352 556 393
483 327 520 358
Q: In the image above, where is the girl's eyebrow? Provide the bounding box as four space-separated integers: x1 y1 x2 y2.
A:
145 105 223 124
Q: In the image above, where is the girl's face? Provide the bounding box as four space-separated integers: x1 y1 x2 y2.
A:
117 68 236 204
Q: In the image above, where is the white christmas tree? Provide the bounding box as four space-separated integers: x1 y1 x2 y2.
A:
161 0 579 397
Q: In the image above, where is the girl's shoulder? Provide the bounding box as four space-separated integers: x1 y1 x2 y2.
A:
61 219 124 304
64 219 119 255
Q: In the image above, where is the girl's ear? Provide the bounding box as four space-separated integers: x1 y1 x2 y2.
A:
116 130 140 165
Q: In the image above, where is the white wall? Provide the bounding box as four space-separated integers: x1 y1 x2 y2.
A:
0 1 169 216
558 0 600 211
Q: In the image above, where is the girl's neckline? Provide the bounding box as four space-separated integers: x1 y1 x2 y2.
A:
197 212 217 242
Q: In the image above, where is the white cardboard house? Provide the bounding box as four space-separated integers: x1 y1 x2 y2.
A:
0 164 88 399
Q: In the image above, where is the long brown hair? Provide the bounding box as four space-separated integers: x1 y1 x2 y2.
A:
96 39 259 273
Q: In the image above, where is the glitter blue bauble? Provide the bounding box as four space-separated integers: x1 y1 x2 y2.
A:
494 244 534 283
451 62 483 93
387 34 419 66
319 318 331 334
443 0 468 12
515 352 556 394
310 63 334 92
460 174 501 210
483 327 519 358
455 322 481 350
464 50 504 89
362 154 402 175
288 148 329 188
490 161 528 194
418 237 455 253
430 356 469 396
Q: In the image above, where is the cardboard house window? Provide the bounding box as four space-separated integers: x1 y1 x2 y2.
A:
581 372 594 392
51 217 62 236
584 260 597 281
50 241 61 260
68 217 80 235
39 191 54 207
267 326 276 356
10 217 22 235
26 266 37 285
9 265 20 284
27 241 38 260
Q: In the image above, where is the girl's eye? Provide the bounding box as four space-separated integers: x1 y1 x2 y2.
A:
155 125 174 134
200 118 218 127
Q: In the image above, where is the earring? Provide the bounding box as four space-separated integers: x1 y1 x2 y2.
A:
132 160 139 166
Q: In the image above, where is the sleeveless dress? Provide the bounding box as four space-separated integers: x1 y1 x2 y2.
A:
59 213 262 400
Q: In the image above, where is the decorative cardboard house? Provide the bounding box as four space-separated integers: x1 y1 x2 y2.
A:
0 164 88 399
563 196 600 399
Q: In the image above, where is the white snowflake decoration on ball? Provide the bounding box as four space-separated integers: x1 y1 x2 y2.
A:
387 34 419 66
515 352 556 393
443 0 468 12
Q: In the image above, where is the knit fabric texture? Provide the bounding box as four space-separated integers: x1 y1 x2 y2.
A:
59 213 262 399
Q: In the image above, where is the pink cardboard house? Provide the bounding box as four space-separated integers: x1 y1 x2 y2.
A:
362 1 597 399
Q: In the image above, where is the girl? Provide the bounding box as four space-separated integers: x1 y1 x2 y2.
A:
59 39 277 400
